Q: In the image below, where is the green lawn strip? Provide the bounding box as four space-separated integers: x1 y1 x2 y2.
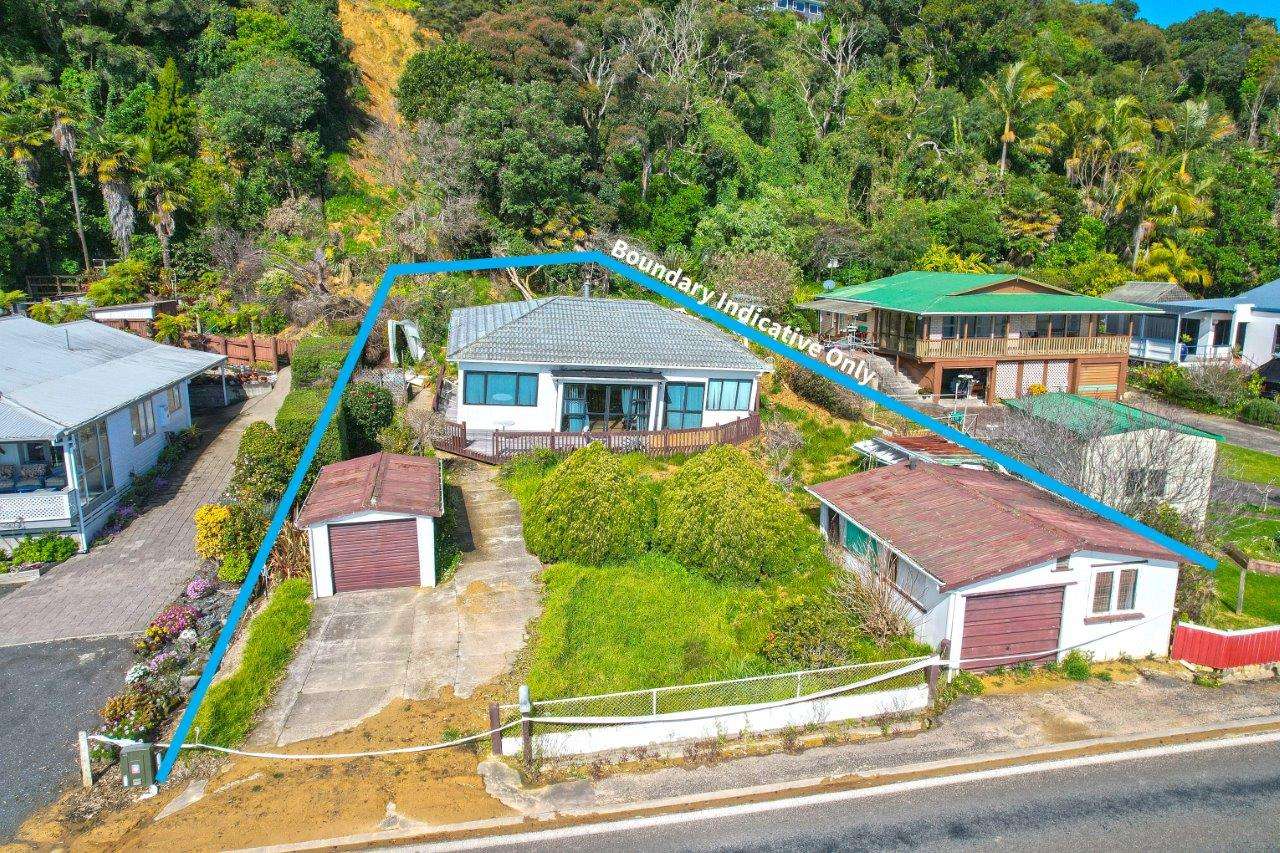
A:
190 578 314 748
761 400 875 486
1206 560 1280 630
1219 443 1280 486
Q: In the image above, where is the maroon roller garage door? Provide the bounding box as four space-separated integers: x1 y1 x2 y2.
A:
328 519 420 593
960 586 1064 670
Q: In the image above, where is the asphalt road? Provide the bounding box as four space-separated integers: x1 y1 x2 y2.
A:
0 637 133 840
466 739 1280 852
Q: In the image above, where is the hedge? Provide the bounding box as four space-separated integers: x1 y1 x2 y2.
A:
190 578 313 747
654 444 828 584
343 381 395 455
274 388 348 467
523 443 655 565
290 335 353 389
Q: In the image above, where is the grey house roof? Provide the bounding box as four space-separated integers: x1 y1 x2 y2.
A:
1160 278 1280 314
1103 281 1194 304
446 297 770 373
0 316 225 437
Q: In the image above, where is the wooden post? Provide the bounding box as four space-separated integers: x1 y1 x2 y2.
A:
1237 565 1247 615
930 639 952 701
77 731 93 788
489 703 503 756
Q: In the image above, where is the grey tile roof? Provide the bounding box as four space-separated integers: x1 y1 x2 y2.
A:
1103 281 1193 304
0 316 225 432
446 297 770 372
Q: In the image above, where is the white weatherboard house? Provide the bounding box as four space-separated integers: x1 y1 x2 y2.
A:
809 462 1183 670
0 316 224 551
446 296 771 434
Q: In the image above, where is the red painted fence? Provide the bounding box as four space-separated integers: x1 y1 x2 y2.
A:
1170 622 1280 669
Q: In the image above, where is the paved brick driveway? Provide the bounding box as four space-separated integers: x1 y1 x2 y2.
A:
0 371 291 648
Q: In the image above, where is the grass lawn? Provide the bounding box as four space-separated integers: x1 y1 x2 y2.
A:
1206 561 1280 630
759 385 876 486
191 578 313 747
1219 443 1280 485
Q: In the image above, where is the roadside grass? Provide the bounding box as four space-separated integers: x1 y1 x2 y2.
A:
1206 560 1280 629
1219 443 1280 486
191 578 313 748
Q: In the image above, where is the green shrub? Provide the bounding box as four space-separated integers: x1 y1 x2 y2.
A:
229 422 293 503
290 336 352 388
219 551 251 583
760 595 859 670
191 578 313 746
654 444 828 584
938 670 984 705
523 443 655 565
342 381 395 455
1240 398 1280 426
8 533 78 566
786 364 860 420
275 388 348 469
1061 650 1092 680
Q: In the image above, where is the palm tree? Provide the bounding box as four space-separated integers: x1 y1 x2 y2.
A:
1159 100 1234 184
1137 239 1213 296
981 61 1058 176
133 155 188 294
0 97 55 272
35 86 92 275
80 128 139 257
1116 157 1210 268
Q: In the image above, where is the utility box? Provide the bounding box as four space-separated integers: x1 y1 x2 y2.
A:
120 743 155 789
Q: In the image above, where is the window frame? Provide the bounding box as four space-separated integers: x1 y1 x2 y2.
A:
463 371 539 407
705 378 753 411
1092 567 1140 614
131 398 157 445
167 385 183 416
664 382 705 430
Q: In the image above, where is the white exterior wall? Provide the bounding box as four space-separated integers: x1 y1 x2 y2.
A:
305 509 436 599
815 503 1180 665
1236 306 1280 368
455 360 760 432
945 552 1179 667
104 382 193 490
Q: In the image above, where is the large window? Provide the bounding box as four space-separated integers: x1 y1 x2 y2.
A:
561 384 651 431
74 419 114 505
664 383 704 429
972 315 1009 338
1092 568 1139 613
167 385 183 417
463 371 538 406
941 316 960 339
131 399 157 445
706 378 753 411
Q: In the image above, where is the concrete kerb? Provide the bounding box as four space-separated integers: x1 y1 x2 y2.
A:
157 249 1216 784
227 715 1280 852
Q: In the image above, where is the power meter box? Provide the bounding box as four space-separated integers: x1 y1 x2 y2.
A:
120 743 155 788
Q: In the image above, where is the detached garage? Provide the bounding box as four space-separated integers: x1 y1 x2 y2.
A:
297 452 444 598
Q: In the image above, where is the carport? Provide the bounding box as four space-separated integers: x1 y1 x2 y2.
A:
297 452 443 597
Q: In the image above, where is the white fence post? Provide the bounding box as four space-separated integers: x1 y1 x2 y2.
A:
795 671 803 698
651 689 658 716
77 731 93 788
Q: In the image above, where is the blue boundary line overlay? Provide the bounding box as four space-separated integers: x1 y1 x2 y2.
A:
156 249 1215 782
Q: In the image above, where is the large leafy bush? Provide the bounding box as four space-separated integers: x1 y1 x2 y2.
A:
342 381 395 455
230 421 293 503
654 444 827 584
290 335 352 388
523 443 654 564
275 388 347 468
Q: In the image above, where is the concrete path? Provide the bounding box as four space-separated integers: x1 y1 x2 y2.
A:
256 461 541 746
0 371 292 647
1128 390 1280 454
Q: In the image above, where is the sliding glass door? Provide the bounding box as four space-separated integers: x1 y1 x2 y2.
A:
561 384 653 432
74 419 114 507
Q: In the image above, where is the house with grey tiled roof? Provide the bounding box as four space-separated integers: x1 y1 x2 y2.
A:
445 297 770 436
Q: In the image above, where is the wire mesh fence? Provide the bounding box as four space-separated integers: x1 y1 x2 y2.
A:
503 656 933 738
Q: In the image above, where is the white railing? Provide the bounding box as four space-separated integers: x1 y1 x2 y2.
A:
1131 338 1235 364
502 656 935 757
0 488 78 526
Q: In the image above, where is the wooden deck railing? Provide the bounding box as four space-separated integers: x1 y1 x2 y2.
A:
877 332 1131 360
435 414 761 464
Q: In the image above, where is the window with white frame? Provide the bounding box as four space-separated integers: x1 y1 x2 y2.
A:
167 385 183 416
131 398 157 444
1091 567 1138 614
706 378 753 411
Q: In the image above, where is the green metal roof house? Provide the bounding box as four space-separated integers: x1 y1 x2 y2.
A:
1003 392 1223 441
805 271 1155 403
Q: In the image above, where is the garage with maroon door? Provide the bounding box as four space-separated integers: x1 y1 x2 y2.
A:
297 452 444 598
328 518 421 593
960 586 1064 670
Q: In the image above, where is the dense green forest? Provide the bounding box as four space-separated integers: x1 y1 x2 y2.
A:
2 0 1279 335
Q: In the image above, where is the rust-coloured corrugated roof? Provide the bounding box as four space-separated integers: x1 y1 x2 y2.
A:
297 452 442 527
809 463 1180 590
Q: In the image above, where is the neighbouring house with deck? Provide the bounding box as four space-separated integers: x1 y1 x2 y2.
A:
1001 392 1221 526
809 462 1183 669
805 271 1155 403
0 316 224 551
1104 277 1280 369
440 296 770 461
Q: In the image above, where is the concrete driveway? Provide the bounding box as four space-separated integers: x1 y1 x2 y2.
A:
255 462 541 746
